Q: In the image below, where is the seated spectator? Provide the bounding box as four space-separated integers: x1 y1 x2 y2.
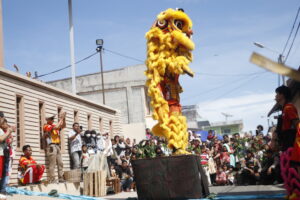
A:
241 161 258 185
260 149 279 185
227 166 234 185
81 144 89 172
216 167 227 185
19 145 45 185
116 160 133 192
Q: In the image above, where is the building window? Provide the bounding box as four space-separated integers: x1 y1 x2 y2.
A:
74 111 78 123
99 117 103 133
109 120 113 135
87 114 92 130
16 96 24 148
39 102 45 149
223 129 231 134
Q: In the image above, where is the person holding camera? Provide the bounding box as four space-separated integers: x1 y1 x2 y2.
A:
68 123 83 169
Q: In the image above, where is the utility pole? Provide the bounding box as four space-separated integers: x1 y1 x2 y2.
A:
68 0 76 94
0 0 4 68
278 54 286 86
96 39 105 104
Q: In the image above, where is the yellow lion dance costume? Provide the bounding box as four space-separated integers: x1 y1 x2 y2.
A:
145 8 195 154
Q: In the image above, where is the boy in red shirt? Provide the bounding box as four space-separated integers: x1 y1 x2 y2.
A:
19 145 45 184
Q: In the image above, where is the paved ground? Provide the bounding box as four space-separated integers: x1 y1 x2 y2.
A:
4 184 286 200
104 184 286 200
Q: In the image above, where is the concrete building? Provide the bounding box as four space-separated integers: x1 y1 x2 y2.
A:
0 67 122 184
182 105 210 132
47 64 153 142
203 120 243 135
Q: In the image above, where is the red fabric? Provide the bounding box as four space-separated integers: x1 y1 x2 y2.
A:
200 153 209 165
22 165 45 184
291 125 300 163
220 152 230 164
282 103 299 131
19 156 36 170
0 156 4 179
43 123 60 144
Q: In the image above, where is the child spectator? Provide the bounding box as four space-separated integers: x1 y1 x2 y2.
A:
81 145 90 172
216 167 227 185
200 146 211 185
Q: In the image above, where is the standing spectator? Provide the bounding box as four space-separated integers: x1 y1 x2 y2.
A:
19 145 45 184
275 86 300 163
256 125 264 136
81 145 89 172
200 146 211 185
223 135 235 167
68 123 83 169
43 113 66 183
0 117 15 194
207 130 216 143
96 133 104 152
145 128 152 140
0 119 14 187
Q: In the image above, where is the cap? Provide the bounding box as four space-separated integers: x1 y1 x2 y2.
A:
45 114 56 120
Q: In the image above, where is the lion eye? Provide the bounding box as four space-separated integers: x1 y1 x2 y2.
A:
156 19 168 29
174 20 183 30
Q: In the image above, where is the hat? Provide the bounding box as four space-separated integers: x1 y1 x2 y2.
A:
193 138 201 142
45 114 56 120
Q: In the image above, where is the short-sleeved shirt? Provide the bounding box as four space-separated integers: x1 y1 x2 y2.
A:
43 123 60 144
19 156 36 170
68 130 82 153
282 103 299 131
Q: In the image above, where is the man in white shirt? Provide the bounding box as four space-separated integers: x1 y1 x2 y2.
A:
68 123 83 169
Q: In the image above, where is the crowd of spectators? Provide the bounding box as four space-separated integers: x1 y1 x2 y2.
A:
0 109 283 195
97 125 281 191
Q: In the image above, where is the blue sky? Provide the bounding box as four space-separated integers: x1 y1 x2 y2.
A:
3 0 300 132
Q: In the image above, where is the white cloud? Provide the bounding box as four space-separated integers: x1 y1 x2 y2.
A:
197 92 275 133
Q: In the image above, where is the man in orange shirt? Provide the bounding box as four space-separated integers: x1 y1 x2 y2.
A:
43 112 66 183
19 145 45 184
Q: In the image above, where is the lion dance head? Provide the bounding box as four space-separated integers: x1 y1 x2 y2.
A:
145 8 195 154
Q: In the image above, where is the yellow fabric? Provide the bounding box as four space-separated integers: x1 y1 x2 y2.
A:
145 8 195 154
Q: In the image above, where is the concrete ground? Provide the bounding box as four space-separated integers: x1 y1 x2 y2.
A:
104 184 286 200
4 184 286 200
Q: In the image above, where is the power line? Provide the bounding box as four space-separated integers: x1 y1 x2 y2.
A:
192 74 264 108
195 70 266 77
182 71 268 101
284 19 300 63
103 48 144 63
35 51 98 78
282 7 300 55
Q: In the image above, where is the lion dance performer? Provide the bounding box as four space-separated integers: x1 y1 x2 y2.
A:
274 86 300 200
145 8 194 154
